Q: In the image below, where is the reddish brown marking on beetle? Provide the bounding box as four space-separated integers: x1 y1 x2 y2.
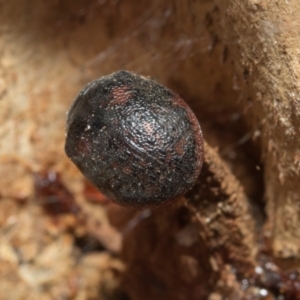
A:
75 138 92 157
137 156 148 168
172 94 204 167
143 121 154 135
171 94 187 108
111 161 119 170
109 85 132 106
143 182 160 196
122 166 132 175
84 181 110 204
174 137 186 156
165 151 172 163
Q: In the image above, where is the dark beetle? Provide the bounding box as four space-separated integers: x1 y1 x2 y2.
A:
65 71 203 208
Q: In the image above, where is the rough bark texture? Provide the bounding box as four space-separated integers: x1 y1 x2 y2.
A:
222 0 300 260
1 0 300 299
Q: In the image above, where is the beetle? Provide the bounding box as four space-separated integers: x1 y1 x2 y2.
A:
65 70 203 208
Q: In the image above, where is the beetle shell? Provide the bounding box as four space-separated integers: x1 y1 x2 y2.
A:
65 70 203 207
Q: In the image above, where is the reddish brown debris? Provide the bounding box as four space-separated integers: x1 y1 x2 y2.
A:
34 171 80 216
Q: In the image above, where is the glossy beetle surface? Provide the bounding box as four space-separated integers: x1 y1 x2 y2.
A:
65 71 203 207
